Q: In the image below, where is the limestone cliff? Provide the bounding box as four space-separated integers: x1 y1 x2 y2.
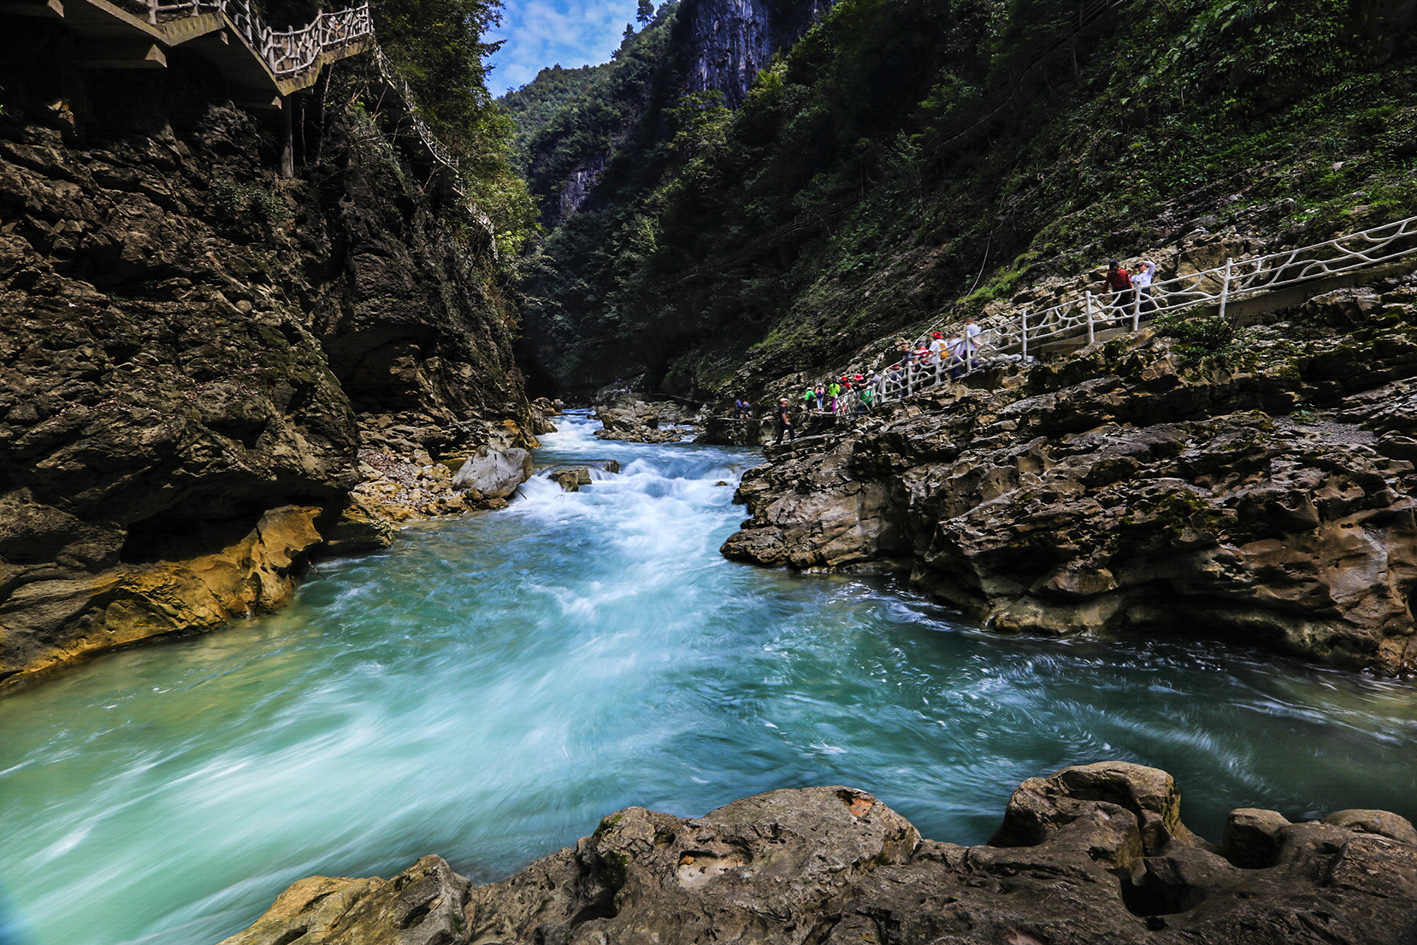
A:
219 762 1417 945
0 43 532 685
721 282 1417 676
681 0 832 107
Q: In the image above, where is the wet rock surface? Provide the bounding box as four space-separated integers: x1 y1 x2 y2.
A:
451 446 535 501
592 394 701 443
722 286 1417 675
218 762 1417 945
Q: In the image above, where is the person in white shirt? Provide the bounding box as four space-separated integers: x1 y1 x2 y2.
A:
928 332 947 360
1130 260 1157 316
963 317 982 360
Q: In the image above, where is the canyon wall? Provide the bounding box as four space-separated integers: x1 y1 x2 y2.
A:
0 37 532 686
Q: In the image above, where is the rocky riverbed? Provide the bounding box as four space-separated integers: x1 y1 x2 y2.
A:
723 282 1417 676
218 761 1417 945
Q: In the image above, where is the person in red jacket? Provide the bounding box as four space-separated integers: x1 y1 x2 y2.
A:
1102 259 1132 322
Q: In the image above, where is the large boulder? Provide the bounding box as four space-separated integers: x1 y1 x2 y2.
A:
219 763 1417 945
452 447 534 499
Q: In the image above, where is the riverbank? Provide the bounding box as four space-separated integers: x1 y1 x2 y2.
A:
221 761 1417 945
723 281 1417 676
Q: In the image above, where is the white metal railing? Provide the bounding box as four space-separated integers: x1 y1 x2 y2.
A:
839 213 1417 411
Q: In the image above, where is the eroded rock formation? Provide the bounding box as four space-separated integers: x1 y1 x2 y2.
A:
0 52 534 685
218 762 1417 944
723 283 1417 675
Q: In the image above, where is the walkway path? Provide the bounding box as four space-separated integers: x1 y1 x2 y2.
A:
2 0 463 188
851 213 1417 408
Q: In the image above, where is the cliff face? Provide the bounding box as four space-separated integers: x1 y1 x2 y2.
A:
503 0 831 225
681 0 832 107
0 47 532 686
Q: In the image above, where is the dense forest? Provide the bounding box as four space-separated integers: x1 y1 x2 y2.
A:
502 0 1417 399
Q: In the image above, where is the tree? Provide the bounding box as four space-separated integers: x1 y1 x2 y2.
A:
637 0 654 25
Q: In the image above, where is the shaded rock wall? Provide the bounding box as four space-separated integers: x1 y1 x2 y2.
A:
218 762 1417 944
0 49 532 686
722 283 1417 675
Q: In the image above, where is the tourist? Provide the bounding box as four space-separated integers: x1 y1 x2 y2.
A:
963 317 982 367
1101 259 1131 321
827 379 842 413
858 386 875 414
775 398 794 444
815 384 827 411
803 387 817 412
928 331 947 361
1130 260 1157 317
946 332 967 378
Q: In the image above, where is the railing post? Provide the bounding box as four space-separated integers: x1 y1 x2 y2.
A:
1086 292 1095 344
1020 311 1029 360
907 360 914 396
148 0 157 24
1218 257 1233 321
1132 285 1141 332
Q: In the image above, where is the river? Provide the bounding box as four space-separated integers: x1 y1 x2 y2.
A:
2 411 1415 945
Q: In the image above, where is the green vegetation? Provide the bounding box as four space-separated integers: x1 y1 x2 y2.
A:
501 63 615 172
511 0 1417 397
366 0 538 262
1152 314 1241 368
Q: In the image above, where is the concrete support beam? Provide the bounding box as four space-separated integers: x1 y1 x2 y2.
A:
279 94 294 178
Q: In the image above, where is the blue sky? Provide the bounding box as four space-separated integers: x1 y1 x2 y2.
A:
486 0 643 95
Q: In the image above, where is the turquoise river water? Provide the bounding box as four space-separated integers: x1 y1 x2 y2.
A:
2 412 1417 945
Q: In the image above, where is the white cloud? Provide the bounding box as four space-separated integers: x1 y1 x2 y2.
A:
487 0 640 94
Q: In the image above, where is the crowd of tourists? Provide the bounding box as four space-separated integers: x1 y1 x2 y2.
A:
882 316 986 385
743 255 1166 445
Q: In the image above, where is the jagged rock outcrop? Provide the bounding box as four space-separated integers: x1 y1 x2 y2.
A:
218 762 1417 945
722 283 1417 675
0 51 533 685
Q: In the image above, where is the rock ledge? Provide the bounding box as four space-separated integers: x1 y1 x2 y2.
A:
219 762 1417 945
